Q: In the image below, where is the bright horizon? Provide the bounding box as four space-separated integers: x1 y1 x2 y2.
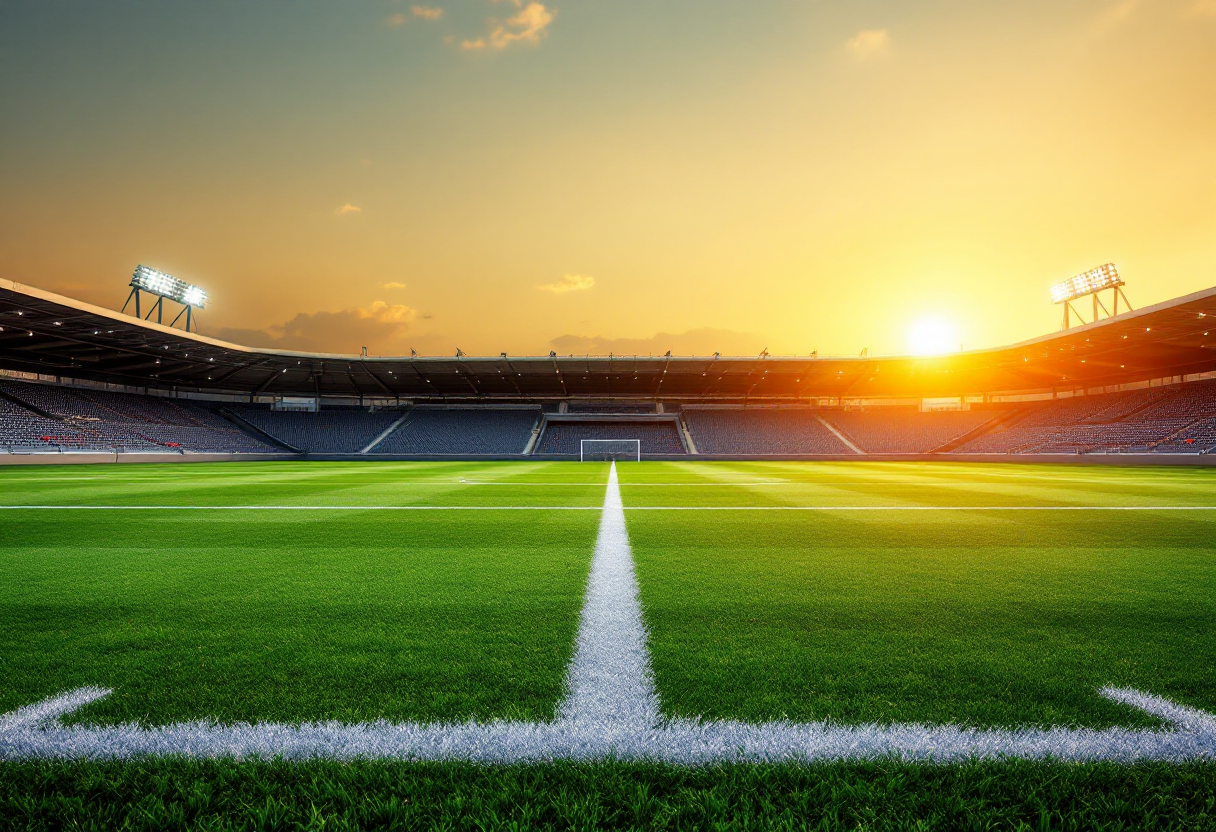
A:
2 1 1214 359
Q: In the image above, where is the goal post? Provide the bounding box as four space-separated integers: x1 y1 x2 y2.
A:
580 439 641 462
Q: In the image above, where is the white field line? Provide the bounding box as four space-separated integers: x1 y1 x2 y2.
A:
3 463 1216 763
0 505 604 511
4 686 1216 764
557 462 660 729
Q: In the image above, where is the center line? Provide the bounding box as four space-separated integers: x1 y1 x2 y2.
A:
558 461 659 728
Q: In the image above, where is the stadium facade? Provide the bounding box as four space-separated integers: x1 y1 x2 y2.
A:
2 278 1216 461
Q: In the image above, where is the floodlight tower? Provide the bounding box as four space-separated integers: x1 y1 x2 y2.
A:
121 265 207 333
1052 264 1132 330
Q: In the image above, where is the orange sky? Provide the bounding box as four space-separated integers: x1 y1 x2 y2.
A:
1 0 1214 358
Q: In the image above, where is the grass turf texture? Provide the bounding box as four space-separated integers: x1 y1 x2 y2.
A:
2 760 1215 830
0 462 603 724
621 462 1216 728
3 460 1216 827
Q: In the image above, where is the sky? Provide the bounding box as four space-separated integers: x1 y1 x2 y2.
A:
1 0 1214 358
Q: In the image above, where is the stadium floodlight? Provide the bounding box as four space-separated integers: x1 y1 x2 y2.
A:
1051 264 1122 305
1051 264 1131 330
131 265 207 309
122 265 208 332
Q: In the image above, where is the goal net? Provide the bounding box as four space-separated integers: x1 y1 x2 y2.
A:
580 439 641 462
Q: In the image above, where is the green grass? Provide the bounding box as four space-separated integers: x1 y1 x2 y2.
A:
0 462 603 724
3 459 1216 829
621 462 1216 728
3 759 1215 830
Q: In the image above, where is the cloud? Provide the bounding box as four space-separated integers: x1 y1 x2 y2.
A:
212 301 417 354
334 203 361 216
462 1 553 50
382 282 407 290
536 274 595 294
549 328 771 357
385 13 408 27
412 5 444 20
846 29 889 60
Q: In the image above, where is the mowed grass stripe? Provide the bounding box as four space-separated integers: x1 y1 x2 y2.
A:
626 462 1216 729
0 505 605 510
0 478 602 725
2 504 1216 511
0 461 610 508
619 462 1216 508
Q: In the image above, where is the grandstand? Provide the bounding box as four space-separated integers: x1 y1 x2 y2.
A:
374 408 540 455
2 277 1216 460
822 409 999 454
681 408 849 454
954 379 1216 455
0 394 88 452
5 373 1216 459
232 407 403 454
0 378 279 454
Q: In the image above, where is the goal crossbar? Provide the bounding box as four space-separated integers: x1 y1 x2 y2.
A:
580 439 641 462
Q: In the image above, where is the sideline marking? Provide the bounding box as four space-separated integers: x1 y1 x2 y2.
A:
0 505 603 510
3 463 1216 763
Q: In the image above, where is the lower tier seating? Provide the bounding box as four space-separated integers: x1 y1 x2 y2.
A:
233 408 404 453
823 410 998 453
682 409 852 454
0 380 278 453
376 409 540 454
954 379 1216 454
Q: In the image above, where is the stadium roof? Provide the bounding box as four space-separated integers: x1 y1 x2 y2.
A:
2 278 1215 402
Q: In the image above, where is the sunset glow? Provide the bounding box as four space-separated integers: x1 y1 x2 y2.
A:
1 1 1214 357
907 318 959 357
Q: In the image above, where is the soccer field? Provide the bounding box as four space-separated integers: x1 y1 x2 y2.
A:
2 460 1215 828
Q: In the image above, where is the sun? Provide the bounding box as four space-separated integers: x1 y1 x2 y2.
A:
907 317 958 356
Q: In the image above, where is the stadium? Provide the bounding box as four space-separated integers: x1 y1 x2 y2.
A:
2 270 1216 827
3 276 1216 462
4 1 1216 826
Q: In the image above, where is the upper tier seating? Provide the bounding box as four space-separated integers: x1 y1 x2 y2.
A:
233 408 403 453
536 421 686 454
376 409 540 454
823 410 998 453
682 409 852 454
